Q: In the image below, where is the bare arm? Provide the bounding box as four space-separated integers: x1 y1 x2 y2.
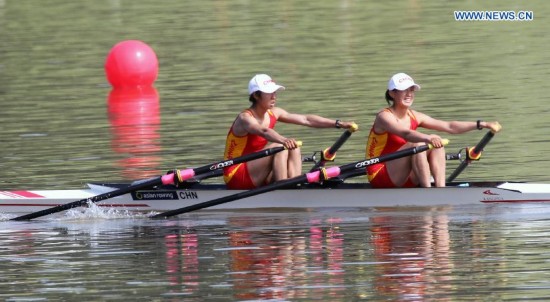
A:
417 112 502 134
232 111 299 149
375 110 439 145
274 107 356 129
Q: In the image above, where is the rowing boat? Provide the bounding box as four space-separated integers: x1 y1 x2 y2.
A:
6 128 534 220
2 181 550 215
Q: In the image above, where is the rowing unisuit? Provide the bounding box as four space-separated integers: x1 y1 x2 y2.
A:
223 109 277 189
366 108 418 188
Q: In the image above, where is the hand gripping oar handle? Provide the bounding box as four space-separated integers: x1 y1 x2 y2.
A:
11 142 301 221
447 129 499 182
151 140 447 219
310 123 358 171
168 141 302 186
335 139 451 180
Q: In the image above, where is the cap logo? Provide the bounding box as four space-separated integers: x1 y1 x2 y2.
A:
398 77 413 83
262 79 274 85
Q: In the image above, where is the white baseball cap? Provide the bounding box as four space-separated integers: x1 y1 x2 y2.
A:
387 73 421 91
248 74 285 95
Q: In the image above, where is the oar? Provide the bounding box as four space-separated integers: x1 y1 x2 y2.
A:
151 139 448 219
447 127 500 182
11 143 301 221
310 123 358 171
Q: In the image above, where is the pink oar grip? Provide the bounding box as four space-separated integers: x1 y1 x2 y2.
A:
306 171 321 183
305 166 342 183
178 169 196 181
161 173 175 185
161 169 196 185
324 166 341 178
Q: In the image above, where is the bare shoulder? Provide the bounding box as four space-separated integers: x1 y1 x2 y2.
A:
271 107 289 118
235 110 250 122
410 109 429 122
372 110 393 133
376 109 393 122
271 107 287 114
232 111 255 135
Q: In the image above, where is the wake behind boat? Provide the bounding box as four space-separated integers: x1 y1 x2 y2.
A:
2 181 550 216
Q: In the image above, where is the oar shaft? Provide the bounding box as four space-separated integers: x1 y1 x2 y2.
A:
325 123 358 157
168 145 290 185
152 175 309 218
321 131 351 162
337 143 433 173
471 131 495 154
311 124 358 171
447 131 496 182
11 176 163 221
11 144 295 221
336 144 435 180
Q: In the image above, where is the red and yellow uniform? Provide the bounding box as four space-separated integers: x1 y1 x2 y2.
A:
366 108 419 188
223 109 277 189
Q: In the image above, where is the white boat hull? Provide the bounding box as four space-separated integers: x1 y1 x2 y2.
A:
2 182 550 215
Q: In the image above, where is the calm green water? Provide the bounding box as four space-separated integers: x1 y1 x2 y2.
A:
1 0 550 300
3 205 550 301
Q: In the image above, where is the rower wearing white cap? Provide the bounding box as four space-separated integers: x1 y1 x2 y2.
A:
223 74 356 190
366 72 501 188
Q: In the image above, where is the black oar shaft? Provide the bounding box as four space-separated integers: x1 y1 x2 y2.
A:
311 124 358 171
11 145 291 221
327 128 353 155
152 142 436 219
337 144 432 172
191 146 286 176
447 131 496 182
336 144 433 180
11 177 163 221
152 175 309 218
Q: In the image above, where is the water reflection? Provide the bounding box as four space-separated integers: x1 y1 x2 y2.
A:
369 210 453 301
216 215 350 300
107 86 161 180
4 206 550 300
198 211 457 300
164 231 199 296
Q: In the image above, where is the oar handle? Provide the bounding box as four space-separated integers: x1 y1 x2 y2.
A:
470 122 501 157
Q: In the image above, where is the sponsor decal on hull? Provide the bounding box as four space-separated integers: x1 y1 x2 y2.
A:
132 191 179 200
131 191 199 200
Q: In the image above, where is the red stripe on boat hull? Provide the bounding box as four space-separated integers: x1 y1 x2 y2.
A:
482 199 550 203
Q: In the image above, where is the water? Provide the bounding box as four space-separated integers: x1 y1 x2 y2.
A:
1 0 550 300
3 206 550 301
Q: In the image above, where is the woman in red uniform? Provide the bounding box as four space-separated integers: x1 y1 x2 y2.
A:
224 74 355 190
366 73 501 188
